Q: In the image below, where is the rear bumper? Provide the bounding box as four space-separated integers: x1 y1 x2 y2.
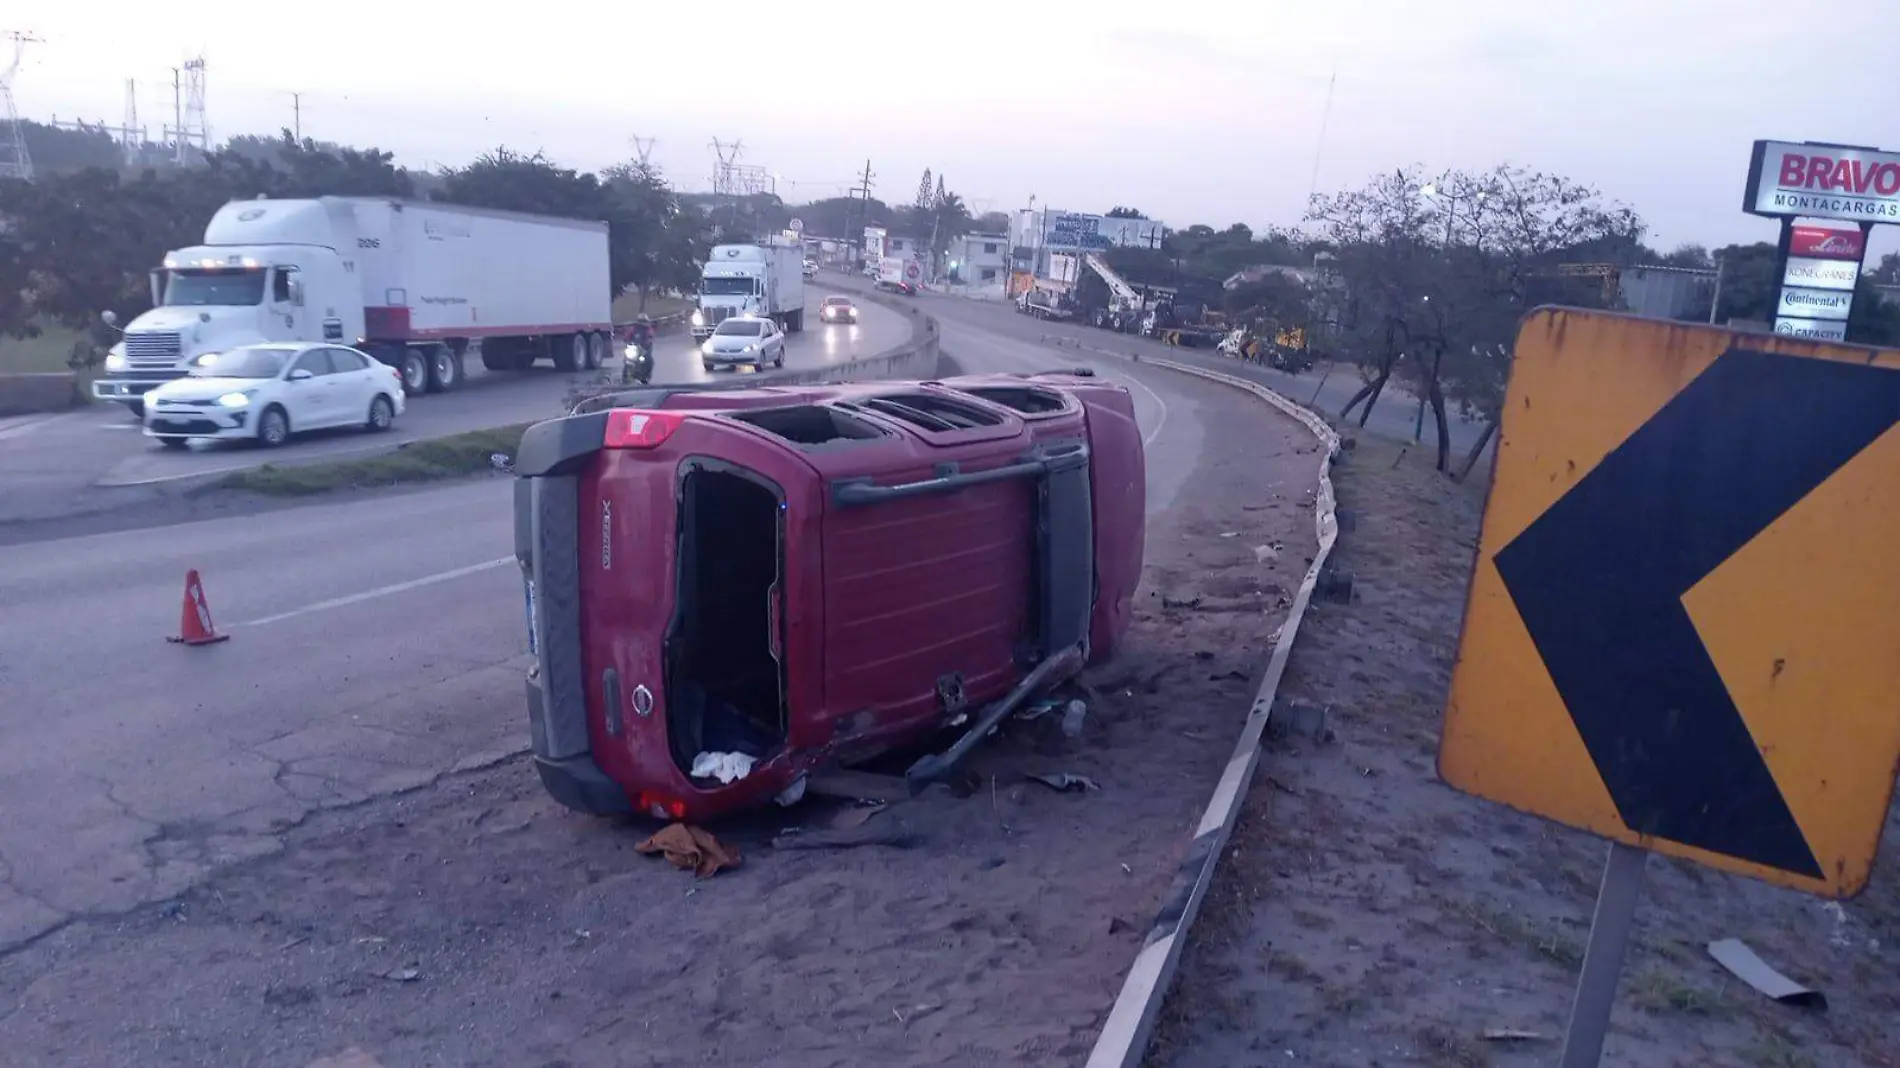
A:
525 674 631 815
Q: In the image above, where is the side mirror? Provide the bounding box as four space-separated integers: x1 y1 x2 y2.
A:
288 278 305 307
288 369 314 382
100 310 119 328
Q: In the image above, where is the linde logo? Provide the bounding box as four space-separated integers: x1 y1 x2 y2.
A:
1790 225 1866 259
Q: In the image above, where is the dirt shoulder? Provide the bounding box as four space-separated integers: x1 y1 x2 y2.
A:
0 369 1319 1068
1149 432 1900 1068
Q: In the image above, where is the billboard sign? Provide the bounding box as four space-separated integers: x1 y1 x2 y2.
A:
1776 285 1854 321
1790 224 1866 259
1783 256 1861 291
863 226 887 261
1745 141 1900 223
1774 317 1850 342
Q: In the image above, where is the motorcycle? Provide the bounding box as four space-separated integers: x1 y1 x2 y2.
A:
622 339 654 385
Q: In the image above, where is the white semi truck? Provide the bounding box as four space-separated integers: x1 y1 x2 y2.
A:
94 196 614 417
691 240 805 341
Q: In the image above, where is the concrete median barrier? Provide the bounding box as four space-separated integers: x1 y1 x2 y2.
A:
0 373 79 417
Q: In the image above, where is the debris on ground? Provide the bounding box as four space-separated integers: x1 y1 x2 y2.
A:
635 823 742 878
1708 937 1828 1009
1027 772 1099 793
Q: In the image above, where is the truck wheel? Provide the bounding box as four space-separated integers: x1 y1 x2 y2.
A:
127 401 145 420
583 332 604 371
785 309 803 334
552 334 582 373
399 349 430 396
480 344 512 372
427 345 461 393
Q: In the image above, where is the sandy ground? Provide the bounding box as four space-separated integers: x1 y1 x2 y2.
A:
0 372 1320 1067
1149 430 1900 1068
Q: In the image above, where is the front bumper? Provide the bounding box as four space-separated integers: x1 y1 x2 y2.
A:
93 373 184 402
820 311 859 324
145 403 251 439
702 351 762 367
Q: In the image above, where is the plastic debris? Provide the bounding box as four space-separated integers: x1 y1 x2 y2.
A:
690 751 756 784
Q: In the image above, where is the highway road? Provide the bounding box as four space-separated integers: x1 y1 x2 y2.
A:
920 291 1488 455
0 288 1236 956
0 288 909 525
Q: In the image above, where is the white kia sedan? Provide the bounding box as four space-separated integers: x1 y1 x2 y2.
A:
144 342 407 449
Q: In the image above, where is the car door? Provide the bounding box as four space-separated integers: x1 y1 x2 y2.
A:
284 348 338 428
764 321 783 360
323 347 376 421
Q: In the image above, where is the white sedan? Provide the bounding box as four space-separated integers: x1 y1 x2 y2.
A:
144 341 407 449
699 316 787 371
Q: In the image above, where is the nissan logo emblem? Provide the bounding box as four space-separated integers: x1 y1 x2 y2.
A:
632 684 654 717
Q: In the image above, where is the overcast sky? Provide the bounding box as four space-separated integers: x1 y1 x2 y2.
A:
16 0 1900 254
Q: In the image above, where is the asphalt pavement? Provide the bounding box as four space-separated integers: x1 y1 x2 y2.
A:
920 292 1487 455
0 287 1240 956
0 288 908 524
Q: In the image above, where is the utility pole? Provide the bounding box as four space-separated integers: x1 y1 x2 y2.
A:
290 91 301 140
849 159 875 268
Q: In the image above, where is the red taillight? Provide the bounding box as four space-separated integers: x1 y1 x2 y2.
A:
603 408 684 449
636 791 687 821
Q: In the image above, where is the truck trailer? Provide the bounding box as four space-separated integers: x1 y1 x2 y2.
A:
691 241 805 341
93 197 614 416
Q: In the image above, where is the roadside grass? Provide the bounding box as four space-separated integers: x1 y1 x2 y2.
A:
610 291 690 321
0 326 83 373
212 423 531 497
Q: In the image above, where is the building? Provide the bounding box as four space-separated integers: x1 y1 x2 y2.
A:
949 232 1009 286
1012 208 1167 280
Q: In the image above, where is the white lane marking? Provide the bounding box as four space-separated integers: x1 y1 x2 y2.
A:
0 414 68 441
1116 371 1170 447
239 556 514 627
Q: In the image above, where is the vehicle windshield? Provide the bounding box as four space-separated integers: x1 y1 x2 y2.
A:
713 320 765 337
191 347 288 379
701 277 758 296
163 268 267 307
824 297 852 306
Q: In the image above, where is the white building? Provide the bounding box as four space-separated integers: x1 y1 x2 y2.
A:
949 232 1010 286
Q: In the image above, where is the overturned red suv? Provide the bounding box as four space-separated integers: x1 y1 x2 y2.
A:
511 372 1146 822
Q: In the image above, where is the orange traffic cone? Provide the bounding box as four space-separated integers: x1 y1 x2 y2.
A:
168 569 230 646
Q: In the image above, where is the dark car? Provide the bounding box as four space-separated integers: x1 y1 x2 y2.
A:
819 295 858 324
511 371 1149 822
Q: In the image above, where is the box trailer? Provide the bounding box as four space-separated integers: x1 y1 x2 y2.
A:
93 196 615 415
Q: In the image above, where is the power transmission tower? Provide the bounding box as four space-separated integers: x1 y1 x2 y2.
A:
121 78 143 164
165 56 209 165
1 30 41 182
48 74 147 167
631 134 656 167
710 138 742 196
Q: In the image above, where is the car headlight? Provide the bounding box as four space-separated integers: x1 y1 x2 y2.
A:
104 352 126 372
216 391 253 408
690 310 705 327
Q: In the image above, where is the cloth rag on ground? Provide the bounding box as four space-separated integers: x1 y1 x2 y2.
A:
635 823 742 878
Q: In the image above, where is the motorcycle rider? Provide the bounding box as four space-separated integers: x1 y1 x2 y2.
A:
623 315 657 384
